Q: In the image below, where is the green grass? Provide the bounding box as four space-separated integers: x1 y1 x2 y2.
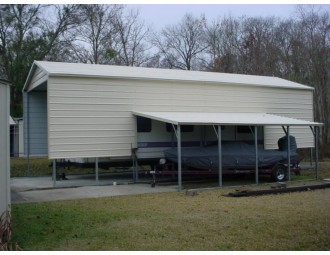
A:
10 158 117 177
10 157 51 177
11 186 330 251
296 162 330 180
10 158 330 250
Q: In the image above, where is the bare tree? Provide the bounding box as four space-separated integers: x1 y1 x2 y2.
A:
112 8 151 66
294 5 330 152
273 19 296 77
152 13 207 70
71 4 122 64
238 16 280 76
204 15 241 72
0 4 79 116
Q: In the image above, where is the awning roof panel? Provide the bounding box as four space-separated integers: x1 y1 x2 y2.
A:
133 111 323 127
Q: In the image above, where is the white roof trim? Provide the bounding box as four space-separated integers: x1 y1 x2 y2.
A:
9 116 16 125
24 61 313 91
133 111 323 126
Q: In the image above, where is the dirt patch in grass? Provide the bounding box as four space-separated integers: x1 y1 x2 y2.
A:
11 185 330 251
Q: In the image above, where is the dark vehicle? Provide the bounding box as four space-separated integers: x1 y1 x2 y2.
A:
155 136 300 182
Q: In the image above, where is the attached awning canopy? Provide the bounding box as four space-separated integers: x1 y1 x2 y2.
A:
133 111 323 127
133 111 322 191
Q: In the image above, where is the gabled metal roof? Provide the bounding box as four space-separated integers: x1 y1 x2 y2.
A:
24 60 313 91
133 111 323 126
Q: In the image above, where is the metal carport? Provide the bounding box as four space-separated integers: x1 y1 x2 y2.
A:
133 111 323 191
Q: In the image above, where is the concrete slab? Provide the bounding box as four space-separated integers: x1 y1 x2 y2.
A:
11 173 178 204
11 184 178 203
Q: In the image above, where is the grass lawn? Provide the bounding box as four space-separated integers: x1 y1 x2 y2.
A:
10 159 330 250
11 186 330 251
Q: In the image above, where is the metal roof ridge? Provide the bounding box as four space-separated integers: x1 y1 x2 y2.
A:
33 61 313 91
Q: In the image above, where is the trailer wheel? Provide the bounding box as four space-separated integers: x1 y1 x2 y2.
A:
271 165 287 182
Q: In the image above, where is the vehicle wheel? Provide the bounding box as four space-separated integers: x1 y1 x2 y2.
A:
271 165 287 182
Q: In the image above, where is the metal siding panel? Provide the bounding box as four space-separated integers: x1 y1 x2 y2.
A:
0 83 10 214
198 85 314 148
49 102 132 111
47 76 315 159
23 93 28 154
264 126 314 149
24 91 48 156
50 149 131 159
263 89 314 149
18 120 24 157
48 77 136 159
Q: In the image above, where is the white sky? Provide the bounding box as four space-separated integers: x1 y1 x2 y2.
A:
129 4 306 31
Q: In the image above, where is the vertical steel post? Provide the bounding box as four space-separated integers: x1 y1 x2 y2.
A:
135 156 139 182
255 126 258 184
52 159 56 187
177 125 182 191
218 125 222 187
315 126 319 179
13 124 16 157
26 93 30 176
95 157 99 183
132 154 136 182
133 154 139 182
133 115 138 182
310 147 313 168
287 126 291 181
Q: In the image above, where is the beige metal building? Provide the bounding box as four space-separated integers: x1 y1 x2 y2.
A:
23 61 324 189
0 79 11 214
23 61 317 160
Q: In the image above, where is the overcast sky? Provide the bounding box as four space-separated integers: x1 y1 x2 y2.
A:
7 1 330 32
128 4 330 31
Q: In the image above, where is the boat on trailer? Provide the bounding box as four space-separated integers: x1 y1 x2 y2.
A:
151 136 301 183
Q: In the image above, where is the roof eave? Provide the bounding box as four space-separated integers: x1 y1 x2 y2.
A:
22 61 49 92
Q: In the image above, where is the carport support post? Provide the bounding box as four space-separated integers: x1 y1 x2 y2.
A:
218 125 222 187
315 126 319 179
95 157 99 183
254 126 258 184
135 155 139 182
287 126 291 181
26 92 30 176
52 159 56 187
132 154 136 182
177 125 182 191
